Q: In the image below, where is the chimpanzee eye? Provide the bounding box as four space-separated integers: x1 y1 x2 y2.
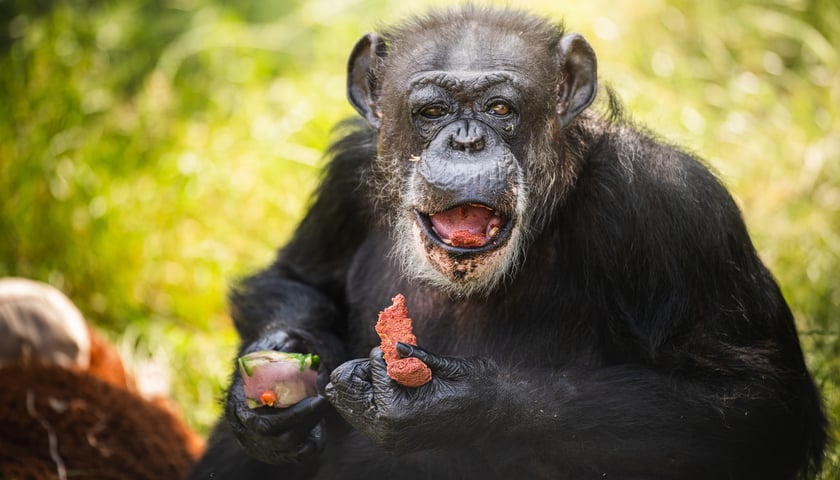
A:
419 104 448 119
488 102 512 117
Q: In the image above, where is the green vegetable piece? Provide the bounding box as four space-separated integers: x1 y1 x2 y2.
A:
238 356 254 377
238 351 321 377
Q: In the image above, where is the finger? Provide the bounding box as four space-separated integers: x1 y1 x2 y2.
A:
317 368 332 392
368 347 395 396
244 331 305 354
295 423 326 463
276 396 330 428
368 347 390 382
229 410 323 463
325 359 376 421
395 342 464 377
310 422 326 453
328 358 371 392
267 418 323 456
239 395 329 435
325 358 372 401
295 438 318 463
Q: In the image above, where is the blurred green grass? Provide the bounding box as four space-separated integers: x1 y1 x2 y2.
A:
1 0 837 473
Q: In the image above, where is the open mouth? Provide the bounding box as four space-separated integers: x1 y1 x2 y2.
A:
416 203 513 251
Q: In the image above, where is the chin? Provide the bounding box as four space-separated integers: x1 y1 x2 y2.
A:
391 203 527 297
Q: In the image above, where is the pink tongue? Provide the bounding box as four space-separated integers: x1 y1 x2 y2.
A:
430 204 501 247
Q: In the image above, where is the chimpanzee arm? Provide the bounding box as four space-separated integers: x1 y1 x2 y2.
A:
197 126 375 472
231 126 375 351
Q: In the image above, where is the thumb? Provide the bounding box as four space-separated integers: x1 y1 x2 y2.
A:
395 342 466 378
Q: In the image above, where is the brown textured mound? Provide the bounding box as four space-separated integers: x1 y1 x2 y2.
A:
374 294 432 387
0 364 202 480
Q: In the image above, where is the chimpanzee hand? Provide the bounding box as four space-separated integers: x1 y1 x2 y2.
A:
226 330 330 465
325 343 499 452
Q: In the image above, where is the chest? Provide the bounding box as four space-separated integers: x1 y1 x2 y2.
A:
342 232 604 367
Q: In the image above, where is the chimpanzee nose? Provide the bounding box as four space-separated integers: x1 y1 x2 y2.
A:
450 121 486 152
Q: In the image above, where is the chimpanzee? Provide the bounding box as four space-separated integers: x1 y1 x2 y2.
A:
189 5 827 480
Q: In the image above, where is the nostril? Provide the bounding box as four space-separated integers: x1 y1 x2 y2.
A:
450 134 465 151
451 135 485 152
445 121 489 152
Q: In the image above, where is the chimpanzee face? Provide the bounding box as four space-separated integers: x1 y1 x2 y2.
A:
348 18 597 295
399 68 529 292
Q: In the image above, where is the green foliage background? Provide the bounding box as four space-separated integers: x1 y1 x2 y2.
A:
1 0 838 472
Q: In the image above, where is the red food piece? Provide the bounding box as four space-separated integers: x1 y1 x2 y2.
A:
259 390 277 407
386 357 432 387
375 294 415 364
449 229 487 248
375 294 432 387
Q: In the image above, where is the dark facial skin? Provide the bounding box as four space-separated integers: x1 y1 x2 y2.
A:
409 72 521 213
190 7 827 480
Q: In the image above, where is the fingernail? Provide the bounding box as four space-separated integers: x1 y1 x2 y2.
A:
395 342 413 356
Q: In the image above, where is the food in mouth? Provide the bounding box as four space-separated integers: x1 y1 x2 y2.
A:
428 204 505 248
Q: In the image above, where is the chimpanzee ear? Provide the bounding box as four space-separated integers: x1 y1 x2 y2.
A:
347 33 386 129
556 33 598 127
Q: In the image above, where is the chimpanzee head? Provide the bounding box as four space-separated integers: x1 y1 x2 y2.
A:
348 6 597 296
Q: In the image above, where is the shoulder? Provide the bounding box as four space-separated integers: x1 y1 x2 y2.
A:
302 119 378 222
566 115 757 275
576 116 738 223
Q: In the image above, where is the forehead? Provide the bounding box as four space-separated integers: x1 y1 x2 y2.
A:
394 24 541 76
379 9 562 101
410 68 518 85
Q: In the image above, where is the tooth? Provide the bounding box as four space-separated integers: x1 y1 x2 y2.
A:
431 225 450 244
488 226 500 238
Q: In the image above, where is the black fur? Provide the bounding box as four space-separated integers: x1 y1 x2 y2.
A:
191 6 827 480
